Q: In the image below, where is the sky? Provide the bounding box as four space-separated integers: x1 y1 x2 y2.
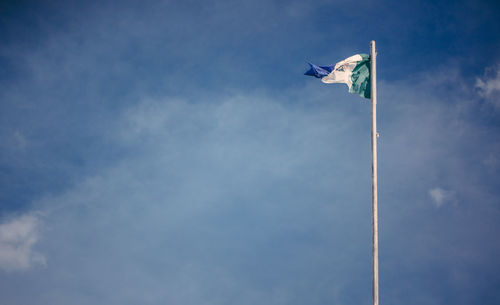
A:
1 0 500 304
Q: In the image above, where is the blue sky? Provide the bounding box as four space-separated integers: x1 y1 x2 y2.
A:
1 0 500 304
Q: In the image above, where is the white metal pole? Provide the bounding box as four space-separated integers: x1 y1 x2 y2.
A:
370 40 379 305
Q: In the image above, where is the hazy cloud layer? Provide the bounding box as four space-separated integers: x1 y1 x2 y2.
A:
16 94 371 305
1 69 499 303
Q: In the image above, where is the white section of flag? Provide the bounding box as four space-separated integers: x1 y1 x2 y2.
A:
321 54 364 89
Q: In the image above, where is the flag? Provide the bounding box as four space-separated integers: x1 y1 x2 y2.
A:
304 54 371 99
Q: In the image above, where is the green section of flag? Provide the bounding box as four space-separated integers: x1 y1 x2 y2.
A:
349 54 370 99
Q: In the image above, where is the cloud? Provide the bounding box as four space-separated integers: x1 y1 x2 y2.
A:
0 213 45 271
1 68 500 304
476 65 500 108
0 93 366 304
428 187 453 207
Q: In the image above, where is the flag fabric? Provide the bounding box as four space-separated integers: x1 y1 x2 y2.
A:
305 54 371 99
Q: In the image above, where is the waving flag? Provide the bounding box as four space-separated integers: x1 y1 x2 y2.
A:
305 54 371 99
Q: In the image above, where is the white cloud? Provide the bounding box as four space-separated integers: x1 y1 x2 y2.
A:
476 65 500 108
0 214 45 271
428 187 453 207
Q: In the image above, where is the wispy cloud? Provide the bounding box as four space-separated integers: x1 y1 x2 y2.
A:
1 68 500 304
428 187 454 207
476 65 500 108
16 93 364 304
0 213 45 271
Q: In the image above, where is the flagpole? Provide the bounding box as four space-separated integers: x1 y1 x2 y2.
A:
370 40 379 305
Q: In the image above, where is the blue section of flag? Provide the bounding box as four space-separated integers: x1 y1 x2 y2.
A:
304 63 335 78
